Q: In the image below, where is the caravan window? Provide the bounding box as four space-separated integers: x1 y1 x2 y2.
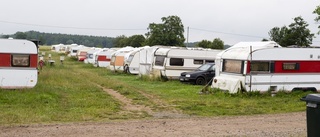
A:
155 56 165 66
283 63 299 70
194 60 204 64
205 60 215 63
88 54 93 59
170 58 183 66
250 61 270 72
127 55 134 63
11 54 30 67
222 59 243 74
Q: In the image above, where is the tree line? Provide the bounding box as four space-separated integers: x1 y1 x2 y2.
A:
1 31 115 48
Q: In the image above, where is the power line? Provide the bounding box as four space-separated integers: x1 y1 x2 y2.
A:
189 27 320 43
2 20 320 43
189 27 267 39
0 20 147 31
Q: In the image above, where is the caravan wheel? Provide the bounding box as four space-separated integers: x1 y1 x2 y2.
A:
124 65 129 73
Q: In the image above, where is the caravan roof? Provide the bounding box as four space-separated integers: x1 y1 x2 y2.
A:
218 41 282 60
0 39 37 54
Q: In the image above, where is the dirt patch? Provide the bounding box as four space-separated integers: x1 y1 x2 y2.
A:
97 84 188 118
0 112 307 137
99 85 154 115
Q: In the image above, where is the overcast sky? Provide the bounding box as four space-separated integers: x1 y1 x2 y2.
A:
1 0 320 46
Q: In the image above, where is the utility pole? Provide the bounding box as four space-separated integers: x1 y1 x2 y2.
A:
186 26 189 47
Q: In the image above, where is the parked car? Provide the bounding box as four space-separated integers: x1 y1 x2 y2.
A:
179 63 215 85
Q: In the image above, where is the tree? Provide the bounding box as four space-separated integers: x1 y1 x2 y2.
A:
269 16 314 47
269 26 288 46
14 32 27 39
211 38 224 49
128 35 146 47
313 5 320 34
145 15 185 46
66 40 74 44
113 35 129 47
287 17 314 46
195 40 211 48
1 34 10 39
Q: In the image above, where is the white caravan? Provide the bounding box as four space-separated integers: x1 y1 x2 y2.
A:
51 44 63 52
152 48 222 80
110 46 135 71
69 45 86 57
95 48 118 68
84 48 102 64
211 41 320 93
0 39 38 89
76 47 92 61
139 46 161 76
65 44 79 54
123 46 154 74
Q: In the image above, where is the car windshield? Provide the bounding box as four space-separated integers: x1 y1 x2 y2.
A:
197 63 213 71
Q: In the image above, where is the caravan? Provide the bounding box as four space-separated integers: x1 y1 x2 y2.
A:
110 47 135 71
76 47 92 61
123 46 151 74
84 48 103 64
152 48 222 80
69 45 86 57
138 46 160 76
95 48 118 68
212 41 320 93
0 39 38 89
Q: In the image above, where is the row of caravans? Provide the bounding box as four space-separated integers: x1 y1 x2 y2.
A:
0 39 39 89
108 46 222 79
51 43 79 54
152 48 222 79
7 39 317 93
211 41 320 93
52 45 223 80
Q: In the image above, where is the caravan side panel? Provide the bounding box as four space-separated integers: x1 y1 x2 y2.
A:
139 47 158 76
0 39 38 89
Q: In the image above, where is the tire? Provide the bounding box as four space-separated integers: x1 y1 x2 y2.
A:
124 65 129 73
195 77 206 85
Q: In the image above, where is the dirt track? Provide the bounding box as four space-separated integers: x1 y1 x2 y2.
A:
0 112 307 137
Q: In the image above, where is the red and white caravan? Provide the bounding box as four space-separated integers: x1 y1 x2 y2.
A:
0 39 38 89
212 41 320 93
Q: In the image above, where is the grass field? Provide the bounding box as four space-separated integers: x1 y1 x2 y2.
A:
0 47 312 125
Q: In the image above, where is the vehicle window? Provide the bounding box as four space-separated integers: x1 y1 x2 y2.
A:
170 58 183 66
211 65 215 71
198 63 212 71
194 59 203 64
12 54 30 67
222 59 243 74
155 56 165 66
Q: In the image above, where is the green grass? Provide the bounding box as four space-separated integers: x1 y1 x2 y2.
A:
0 49 312 125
